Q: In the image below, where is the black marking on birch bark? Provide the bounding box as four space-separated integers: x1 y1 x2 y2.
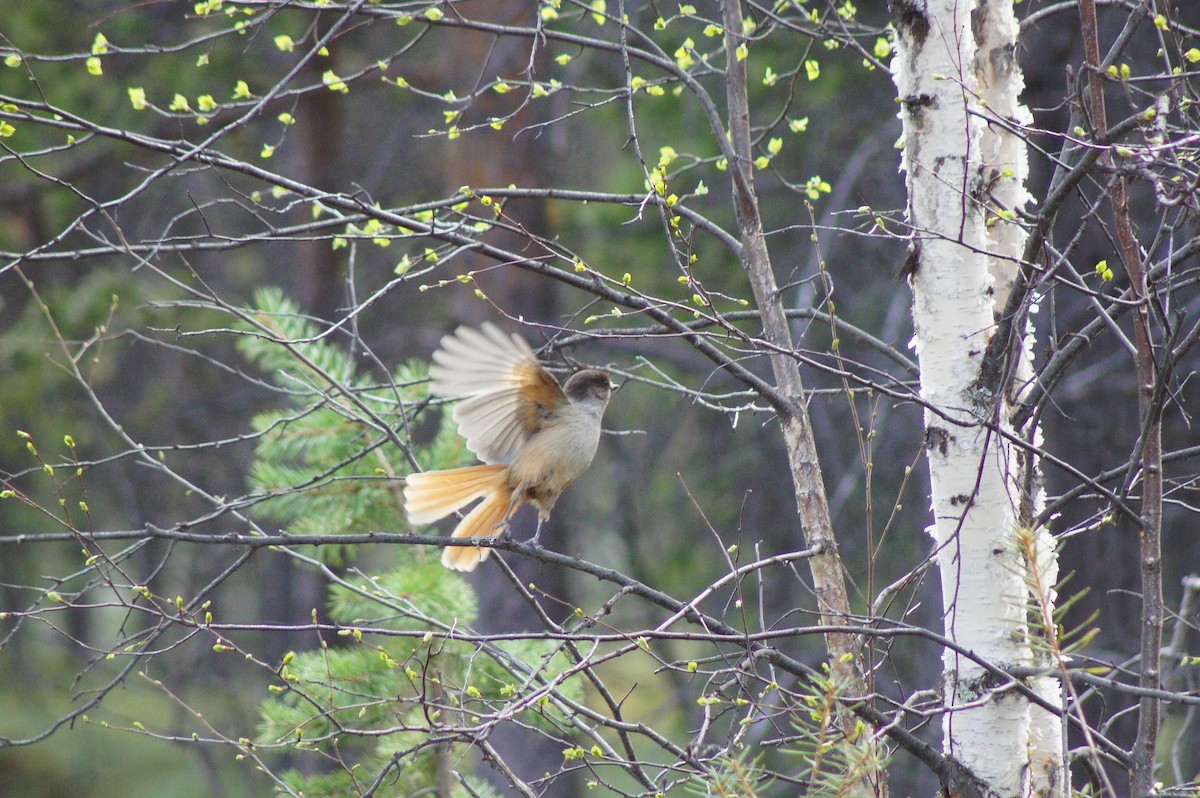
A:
889 0 930 45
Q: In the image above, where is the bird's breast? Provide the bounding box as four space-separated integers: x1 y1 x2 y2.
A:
508 406 602 493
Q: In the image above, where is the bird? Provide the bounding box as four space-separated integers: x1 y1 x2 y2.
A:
404 322 616 572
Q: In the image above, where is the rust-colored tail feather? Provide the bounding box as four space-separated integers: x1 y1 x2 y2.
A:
404 464 508 522
440 488 511 571
404 464 516 572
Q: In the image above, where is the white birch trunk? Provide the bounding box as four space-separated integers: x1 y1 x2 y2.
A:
892 1 1063 795
972 5 1065 794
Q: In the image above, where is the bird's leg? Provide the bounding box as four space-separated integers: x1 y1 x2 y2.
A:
529 511 550 547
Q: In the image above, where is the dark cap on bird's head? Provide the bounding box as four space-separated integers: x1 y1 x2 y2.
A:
563 369 615 404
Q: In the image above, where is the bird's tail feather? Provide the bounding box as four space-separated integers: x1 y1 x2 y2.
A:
404 464 508 523
404 464 516 572
440 488 512 572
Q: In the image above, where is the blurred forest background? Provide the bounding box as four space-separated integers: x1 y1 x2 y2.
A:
1 1 1199 796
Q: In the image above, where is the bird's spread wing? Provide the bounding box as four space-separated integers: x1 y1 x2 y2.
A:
428 322 565 464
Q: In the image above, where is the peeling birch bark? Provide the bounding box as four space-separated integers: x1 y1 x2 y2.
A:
891 0 1063 795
